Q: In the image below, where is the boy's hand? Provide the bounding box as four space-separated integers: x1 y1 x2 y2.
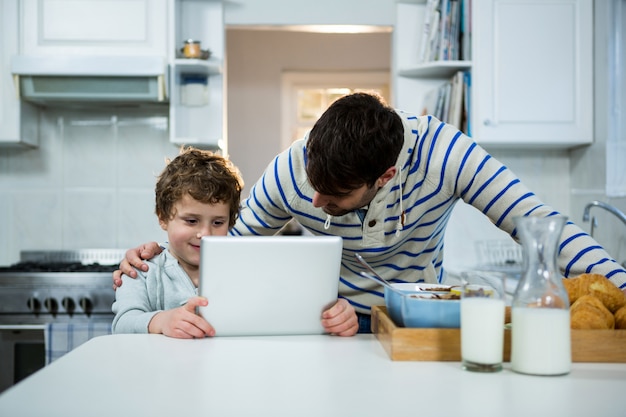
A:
148 297 215 338
321 299 359 336
112 242 163 289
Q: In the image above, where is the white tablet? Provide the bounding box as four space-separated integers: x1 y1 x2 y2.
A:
198 235 342 336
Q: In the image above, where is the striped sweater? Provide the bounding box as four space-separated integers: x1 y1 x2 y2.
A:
231 113 626 313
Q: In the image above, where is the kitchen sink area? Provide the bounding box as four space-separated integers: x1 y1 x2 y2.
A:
582 200 626 268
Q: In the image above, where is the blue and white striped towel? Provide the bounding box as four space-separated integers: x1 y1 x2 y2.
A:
44 322 112 364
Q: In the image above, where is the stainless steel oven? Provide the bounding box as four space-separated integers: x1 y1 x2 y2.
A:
0 325 46 391
0 250 122 393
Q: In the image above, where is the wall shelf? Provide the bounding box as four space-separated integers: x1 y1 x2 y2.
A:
168 0 225 151
398 60 471 78
173 58 223 75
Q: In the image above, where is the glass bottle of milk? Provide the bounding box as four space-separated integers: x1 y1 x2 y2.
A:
511 215 571 376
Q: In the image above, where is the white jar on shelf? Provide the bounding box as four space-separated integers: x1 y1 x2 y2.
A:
180 74 208 107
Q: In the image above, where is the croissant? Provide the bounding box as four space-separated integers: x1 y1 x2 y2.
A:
570 295 615 330
563 274 626 313
615 305 626 330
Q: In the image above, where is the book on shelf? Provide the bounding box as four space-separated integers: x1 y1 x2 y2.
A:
461 0 471 61
418 0 441 63
448 71 464 129
448 0 461 60
437 0 451 61
420 70 470 135
426 10 441 62
418 0 469 63
463 71 471 136
441 82 453 124
421 86 441 117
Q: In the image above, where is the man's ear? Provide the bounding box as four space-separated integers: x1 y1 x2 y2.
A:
377 166 397 188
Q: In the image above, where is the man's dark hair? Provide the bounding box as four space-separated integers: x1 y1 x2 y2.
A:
305 92 404 196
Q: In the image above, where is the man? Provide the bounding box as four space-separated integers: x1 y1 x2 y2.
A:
115 93 626 333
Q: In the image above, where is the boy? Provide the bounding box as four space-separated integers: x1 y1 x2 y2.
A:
112 147 243 338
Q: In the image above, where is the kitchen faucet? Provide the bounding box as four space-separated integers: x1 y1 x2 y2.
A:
582 200 626 230
582 200 626 268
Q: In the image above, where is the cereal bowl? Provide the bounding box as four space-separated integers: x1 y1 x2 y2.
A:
400 290 461 328
385 283 457 327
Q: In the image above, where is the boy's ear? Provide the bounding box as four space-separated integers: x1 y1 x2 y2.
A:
158 218 168 231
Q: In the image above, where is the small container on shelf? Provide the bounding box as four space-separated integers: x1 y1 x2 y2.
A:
179 39 211 60
180 74 208 107
182 39 202 58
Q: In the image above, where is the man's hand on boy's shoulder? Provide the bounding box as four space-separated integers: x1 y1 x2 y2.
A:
112 242 163 289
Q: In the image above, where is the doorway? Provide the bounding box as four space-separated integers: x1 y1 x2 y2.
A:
226 27 392 196
280 71 390 150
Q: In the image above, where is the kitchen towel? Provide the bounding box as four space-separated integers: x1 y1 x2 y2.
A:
45 322 112 364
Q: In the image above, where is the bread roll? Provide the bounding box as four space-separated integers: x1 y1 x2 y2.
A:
563 277 581 303
563 274 626 313
570 295 615 329
615 305 626 330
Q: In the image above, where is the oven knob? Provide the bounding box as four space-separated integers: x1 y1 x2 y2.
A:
62 297 76 315
79 297 93 315
44 298 59 314
27 297 42 313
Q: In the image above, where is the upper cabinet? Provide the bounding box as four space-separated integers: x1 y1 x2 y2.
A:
19 0 168 57
168 0 225 150
393 0 593 149
0 0 38 147
3 0 226 150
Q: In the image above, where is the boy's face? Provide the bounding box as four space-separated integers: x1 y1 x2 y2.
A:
159 194 230 279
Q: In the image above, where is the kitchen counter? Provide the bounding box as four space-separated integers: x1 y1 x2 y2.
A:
0 334 625 417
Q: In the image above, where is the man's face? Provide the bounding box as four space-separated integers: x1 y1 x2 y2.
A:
311 183 378 216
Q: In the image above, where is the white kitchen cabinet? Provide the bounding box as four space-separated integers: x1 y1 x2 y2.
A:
19 0 168 57
393 0 593 149
11 0 226 150
168 0 225 150
0 0 38 148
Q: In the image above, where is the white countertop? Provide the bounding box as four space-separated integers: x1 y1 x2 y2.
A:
0 334 625 417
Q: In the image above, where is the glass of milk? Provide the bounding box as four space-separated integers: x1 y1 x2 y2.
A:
460 271 506 372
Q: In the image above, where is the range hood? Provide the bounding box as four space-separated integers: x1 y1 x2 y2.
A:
11 55 168 106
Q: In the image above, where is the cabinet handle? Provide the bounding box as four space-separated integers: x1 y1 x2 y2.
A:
483 119 492 126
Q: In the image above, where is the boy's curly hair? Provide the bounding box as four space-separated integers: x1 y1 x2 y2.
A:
155 147 243 228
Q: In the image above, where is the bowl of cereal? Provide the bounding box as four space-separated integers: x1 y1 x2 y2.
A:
399 286 461 328
385 283 459 327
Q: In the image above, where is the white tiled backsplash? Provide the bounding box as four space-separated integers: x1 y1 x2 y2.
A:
0 109 176 265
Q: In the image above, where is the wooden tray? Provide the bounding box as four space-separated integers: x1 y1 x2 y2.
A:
371 305 626 362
